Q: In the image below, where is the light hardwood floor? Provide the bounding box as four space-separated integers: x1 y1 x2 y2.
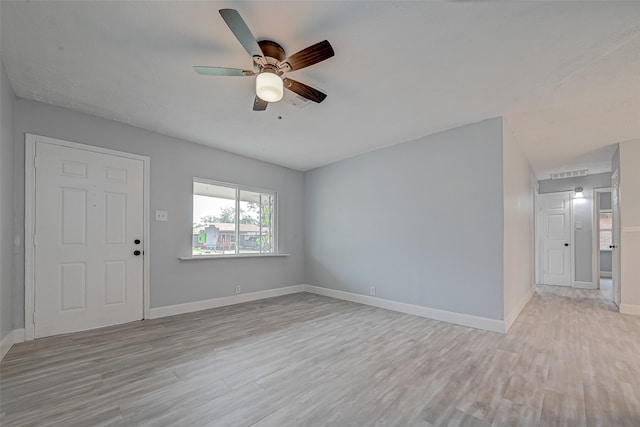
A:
2 286 640 426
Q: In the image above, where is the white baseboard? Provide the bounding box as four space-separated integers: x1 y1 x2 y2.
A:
303 285 505 333
1 329 25 361
572 281 597 290
148 285 305 319
620 304 640 316
149 284 507 333
504 285 535 333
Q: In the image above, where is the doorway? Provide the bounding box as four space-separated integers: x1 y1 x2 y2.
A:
593 188 613 300
536 191 573 286
25 134 150 339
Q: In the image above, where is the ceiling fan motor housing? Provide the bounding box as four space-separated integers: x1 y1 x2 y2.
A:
258 40 286 62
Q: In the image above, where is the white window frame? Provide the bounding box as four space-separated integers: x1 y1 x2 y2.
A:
192 177 278 257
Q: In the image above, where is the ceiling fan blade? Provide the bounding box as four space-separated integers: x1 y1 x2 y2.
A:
282 40 334 71
283 78 327 103
219 9 263 60
253 96 268 111
193 66 254 76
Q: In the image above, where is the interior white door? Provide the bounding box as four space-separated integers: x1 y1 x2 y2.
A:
540 192 572 286
611 169 621 307
34 141 144 338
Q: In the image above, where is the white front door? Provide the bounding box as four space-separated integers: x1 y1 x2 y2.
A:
34 141 144 338
611 169 621 307
539 192 572 286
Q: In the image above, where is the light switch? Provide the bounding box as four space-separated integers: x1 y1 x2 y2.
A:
576 221 582 230
155 210 168 221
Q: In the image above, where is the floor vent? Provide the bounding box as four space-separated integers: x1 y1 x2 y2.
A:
550 169 589 180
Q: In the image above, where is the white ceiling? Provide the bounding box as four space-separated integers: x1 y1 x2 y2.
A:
1 1 639 177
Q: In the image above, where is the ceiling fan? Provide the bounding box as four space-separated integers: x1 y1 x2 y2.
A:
194 9 335 111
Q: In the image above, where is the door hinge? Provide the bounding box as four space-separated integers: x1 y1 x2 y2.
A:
33 311 36 324
33 234 37 246
34 156 39 169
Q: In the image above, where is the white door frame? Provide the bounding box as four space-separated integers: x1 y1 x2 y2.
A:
592 187 612 291
534 190 541 285
611 169 621 307
535 191 575 286
24 133 151 341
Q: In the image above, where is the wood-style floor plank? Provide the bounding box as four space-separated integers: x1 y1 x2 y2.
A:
2 286 640 426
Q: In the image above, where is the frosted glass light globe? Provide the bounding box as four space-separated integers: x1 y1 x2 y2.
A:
256 72 284 102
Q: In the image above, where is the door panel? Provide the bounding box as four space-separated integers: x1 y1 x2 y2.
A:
540 192 572 286
34 141 144 338
105 192 127 244
547 248 566 275
60 262 86 310
105 261 127 304
547 214 566 238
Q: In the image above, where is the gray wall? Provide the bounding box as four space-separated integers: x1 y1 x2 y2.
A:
1 58 15 340
304 118 505 320
12 99 305 327
600 251 612 274
600 192 612 210
502 122 536 323
538 172 612 283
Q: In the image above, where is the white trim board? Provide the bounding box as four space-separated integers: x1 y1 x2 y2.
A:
620 304 640 316
303 285 506 333
504 285 536 333
24 133 151 341
1 329 25 361
149 285 305 318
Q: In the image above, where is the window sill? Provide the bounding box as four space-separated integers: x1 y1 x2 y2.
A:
179 253 290 261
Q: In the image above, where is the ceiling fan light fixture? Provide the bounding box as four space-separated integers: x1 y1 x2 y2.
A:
256 71 283 102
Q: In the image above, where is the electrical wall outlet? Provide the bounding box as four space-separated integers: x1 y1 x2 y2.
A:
235 285 241 294
370 286 376 296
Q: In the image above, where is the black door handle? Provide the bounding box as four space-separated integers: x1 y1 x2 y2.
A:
134 239 141 245
133 250 141 256
609 245 616 249
564 243 569 247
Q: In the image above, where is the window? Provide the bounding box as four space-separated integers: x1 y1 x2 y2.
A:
599 211 612 251
192 178 276 256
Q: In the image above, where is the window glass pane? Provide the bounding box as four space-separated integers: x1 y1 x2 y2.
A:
193 183 236 256
239 190 274 254
192 179 276 257
600 212 612 230
600 231 612 251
